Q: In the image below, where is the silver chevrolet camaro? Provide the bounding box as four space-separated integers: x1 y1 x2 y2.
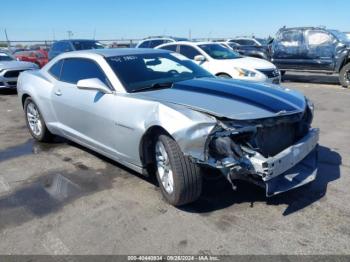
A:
17 48 319 206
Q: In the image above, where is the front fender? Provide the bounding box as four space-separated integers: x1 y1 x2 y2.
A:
144 102 217 161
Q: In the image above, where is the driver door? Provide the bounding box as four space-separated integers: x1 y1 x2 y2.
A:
50 58 124 158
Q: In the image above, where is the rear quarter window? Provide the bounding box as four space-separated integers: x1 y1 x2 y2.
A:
48 59 64 79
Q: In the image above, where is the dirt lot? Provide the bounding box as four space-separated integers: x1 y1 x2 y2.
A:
0 73 350 255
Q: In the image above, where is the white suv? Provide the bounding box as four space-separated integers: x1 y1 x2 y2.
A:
136 37 188 49
156 42 280 84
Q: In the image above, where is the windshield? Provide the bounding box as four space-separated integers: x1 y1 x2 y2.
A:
72 41 105 50
329 30 349 43
106 52 213 92
198 44 241 59
0 52 14 61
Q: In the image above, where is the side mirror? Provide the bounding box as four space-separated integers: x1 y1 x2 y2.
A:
77 78 112 94
194 55 206 62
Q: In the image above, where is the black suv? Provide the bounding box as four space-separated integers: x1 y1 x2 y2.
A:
270 27 350 87
48 39 104 60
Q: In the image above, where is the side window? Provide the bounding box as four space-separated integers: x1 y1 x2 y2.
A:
60 58 109 85
51 42 61 52
244 40 257 46
61 42 73 52
233 40 244 45
138 41 150 48
149 40 166 48
179 45 201 59
278 30 303 47
48 59 64 79
159 45 177 52
306 30 332 46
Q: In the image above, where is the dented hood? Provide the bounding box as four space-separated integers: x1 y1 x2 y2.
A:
139 78 306 120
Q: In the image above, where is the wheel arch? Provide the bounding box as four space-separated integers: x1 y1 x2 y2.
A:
139 125 173 173
21 93 31 108
336 54 350 72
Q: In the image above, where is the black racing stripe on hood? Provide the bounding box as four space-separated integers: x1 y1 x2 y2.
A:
172 80 303 113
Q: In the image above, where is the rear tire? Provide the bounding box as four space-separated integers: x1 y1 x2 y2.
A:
339 63 350 88
154 134 202 206
24 97 54 142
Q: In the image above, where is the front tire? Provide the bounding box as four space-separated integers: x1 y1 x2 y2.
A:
154 134 202 206
339 63 350 88
24 97 53 142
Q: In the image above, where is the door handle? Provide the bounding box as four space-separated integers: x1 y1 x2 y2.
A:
55 90 62 96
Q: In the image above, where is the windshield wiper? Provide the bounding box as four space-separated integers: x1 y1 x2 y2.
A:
131 82 174 93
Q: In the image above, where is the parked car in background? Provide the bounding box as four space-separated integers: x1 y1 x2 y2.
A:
48 39 105 60
271 27 350 87
228 37 268 46
0 51 38 90
14 50 48 68
17 48 318 206
157 41 280 83
136 36 188 48
35 49 49 58
224 37 271 60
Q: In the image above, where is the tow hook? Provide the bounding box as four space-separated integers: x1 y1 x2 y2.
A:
227 172 237 191
227 164 252 191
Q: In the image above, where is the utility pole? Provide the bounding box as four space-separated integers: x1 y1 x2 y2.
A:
67 30 73 39
52 29 56 41
4 29 10 48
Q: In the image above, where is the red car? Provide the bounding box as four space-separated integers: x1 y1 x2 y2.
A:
14 50 48 68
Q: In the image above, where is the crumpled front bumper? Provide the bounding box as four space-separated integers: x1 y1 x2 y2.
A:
250 128 319 197
265 146 318 196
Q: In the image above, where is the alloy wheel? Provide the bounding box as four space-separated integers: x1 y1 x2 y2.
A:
155 141 174 194
26 102 42 136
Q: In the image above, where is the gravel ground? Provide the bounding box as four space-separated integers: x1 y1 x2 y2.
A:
0 72 349 255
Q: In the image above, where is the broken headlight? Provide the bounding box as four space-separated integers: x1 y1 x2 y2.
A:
209 136 243 160
208 123 258 162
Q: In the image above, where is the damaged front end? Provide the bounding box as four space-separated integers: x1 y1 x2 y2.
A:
200 106 319 197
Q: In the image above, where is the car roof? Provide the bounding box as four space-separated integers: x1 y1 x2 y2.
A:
61 48 170 58
54 39 101 43
231 37 256 40
141 37 175 41
279 27 327 31
160 41 219 46
143 36 188 41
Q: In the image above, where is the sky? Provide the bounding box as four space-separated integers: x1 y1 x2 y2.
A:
1 0 349 41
